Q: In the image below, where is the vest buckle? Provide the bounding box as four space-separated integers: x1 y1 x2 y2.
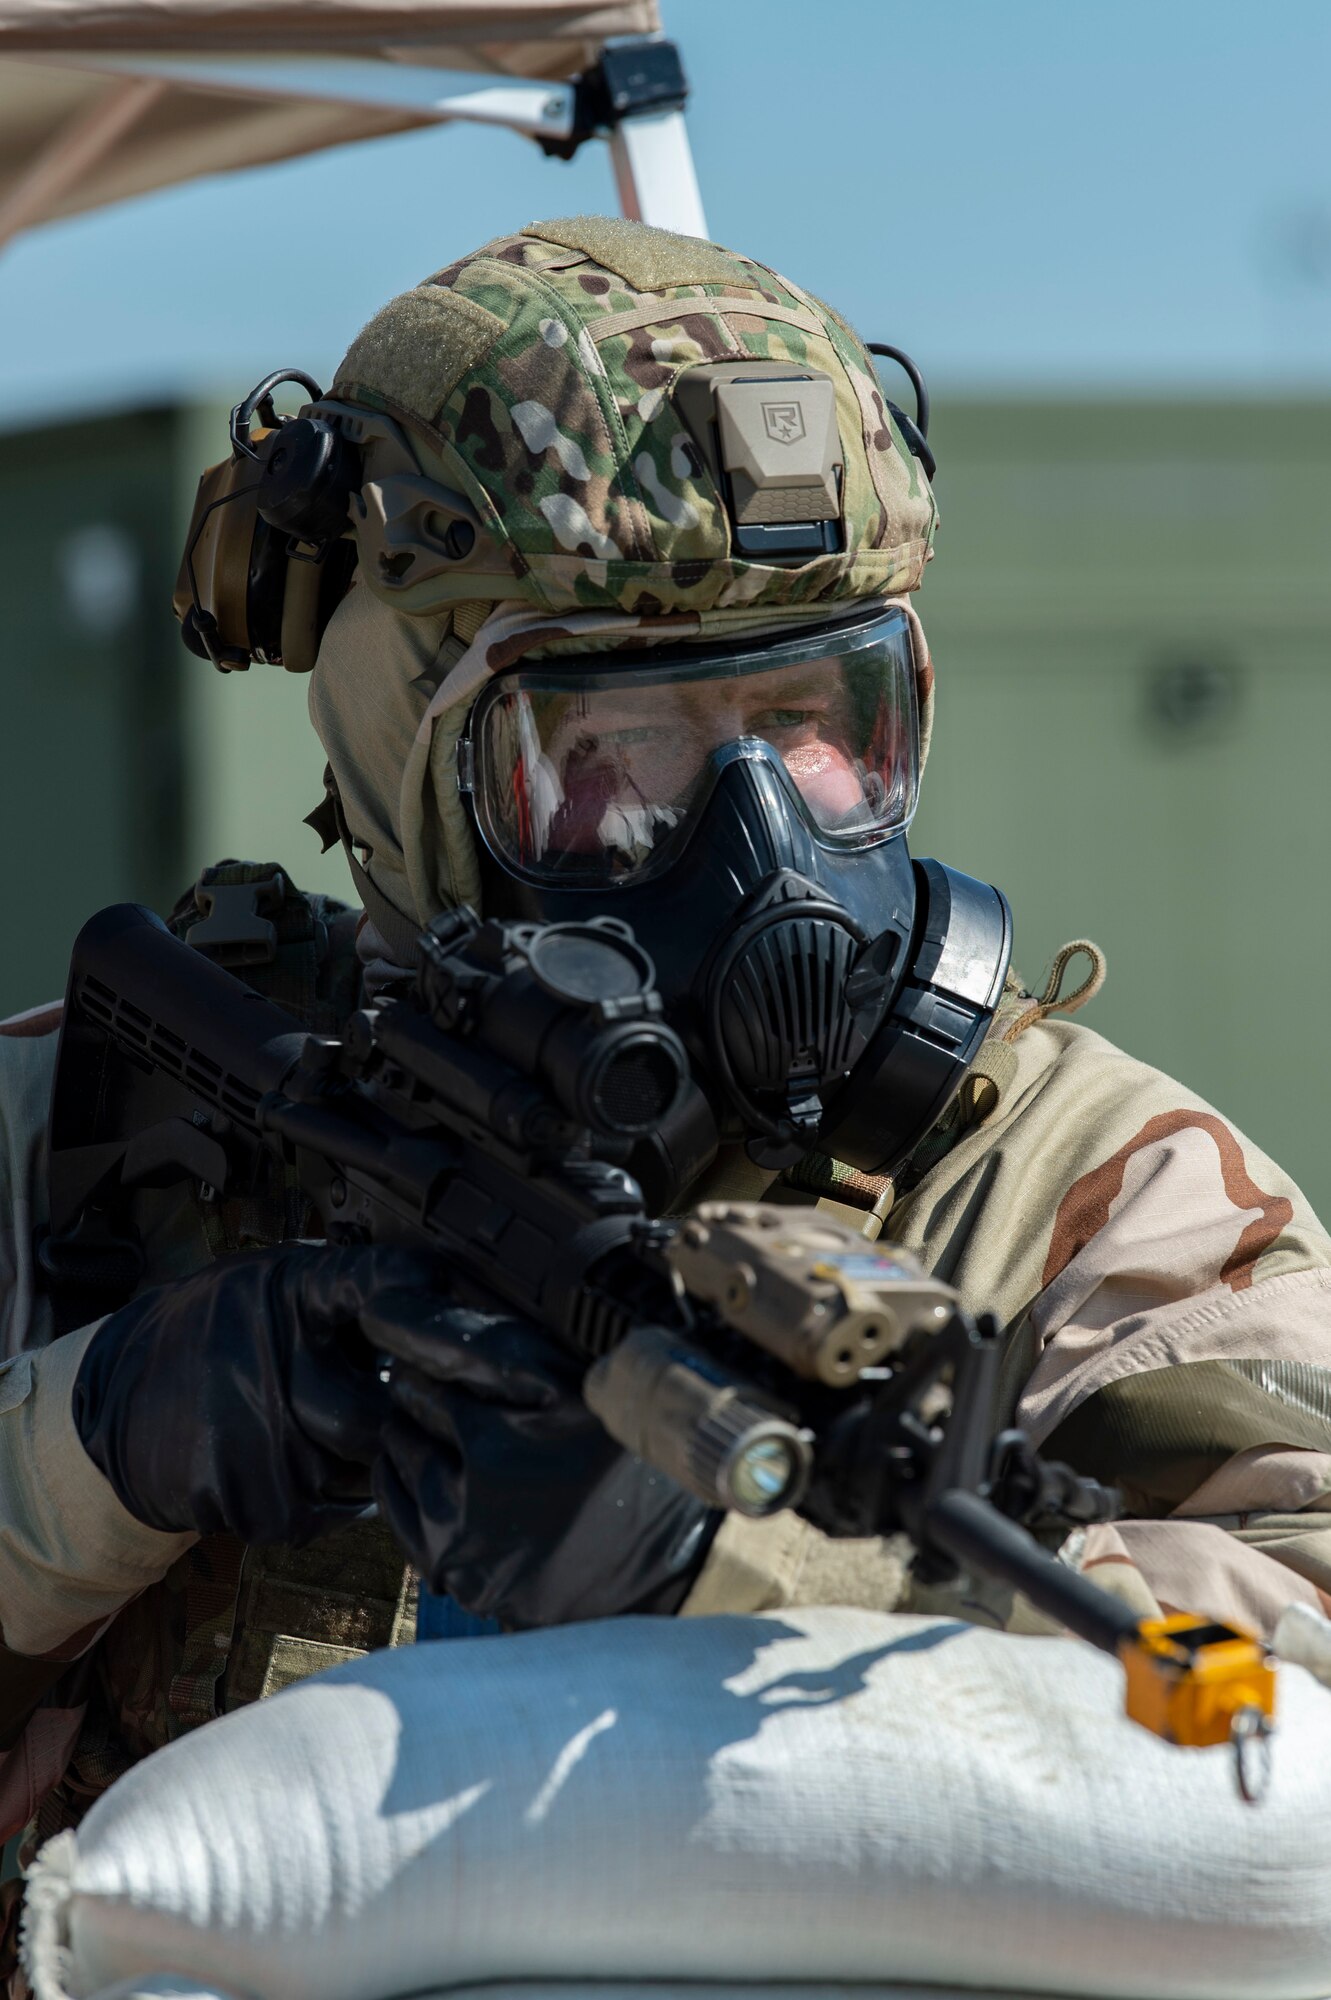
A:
188 871 286 966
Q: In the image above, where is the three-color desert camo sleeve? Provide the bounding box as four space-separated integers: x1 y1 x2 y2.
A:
904 1015 1331 1637
688 1015 1331 1635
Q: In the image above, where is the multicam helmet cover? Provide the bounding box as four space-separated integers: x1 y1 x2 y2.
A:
309 217 940 933
329 214 938 627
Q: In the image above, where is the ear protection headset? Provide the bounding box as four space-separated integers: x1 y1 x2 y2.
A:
172 370 362 675
868 345 935 481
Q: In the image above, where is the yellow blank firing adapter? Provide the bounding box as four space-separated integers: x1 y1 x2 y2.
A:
1120 1615 1277 1799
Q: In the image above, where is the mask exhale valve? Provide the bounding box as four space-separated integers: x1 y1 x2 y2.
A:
704 860 898 1165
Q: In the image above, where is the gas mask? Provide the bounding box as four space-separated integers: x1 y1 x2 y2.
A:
458 604 1011 1197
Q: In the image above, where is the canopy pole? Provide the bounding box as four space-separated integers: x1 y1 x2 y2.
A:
0 75 165 251
610 106 708 238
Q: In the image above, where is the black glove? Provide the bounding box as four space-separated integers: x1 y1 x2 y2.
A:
73 1244 434 1545
365 1294 719 1630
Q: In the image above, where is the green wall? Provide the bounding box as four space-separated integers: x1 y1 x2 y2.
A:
912 400 1331 1216
0 409 183 1013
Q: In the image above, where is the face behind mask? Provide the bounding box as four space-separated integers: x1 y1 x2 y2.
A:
460 609 1012 1196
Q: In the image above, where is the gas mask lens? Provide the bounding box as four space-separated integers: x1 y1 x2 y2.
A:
466 606 920 887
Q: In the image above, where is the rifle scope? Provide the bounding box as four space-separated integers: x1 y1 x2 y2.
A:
417 910 689 1142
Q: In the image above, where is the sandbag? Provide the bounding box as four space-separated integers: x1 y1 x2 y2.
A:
82 1986 1083 2000
87 1987 1070 2000
22 1609 1331 2000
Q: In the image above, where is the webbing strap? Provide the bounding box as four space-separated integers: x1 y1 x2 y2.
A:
1004 940 1106 1042
783 1151 893 1214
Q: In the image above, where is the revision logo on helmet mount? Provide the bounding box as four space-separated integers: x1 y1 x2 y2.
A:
762 401 806 445
673 362 845 564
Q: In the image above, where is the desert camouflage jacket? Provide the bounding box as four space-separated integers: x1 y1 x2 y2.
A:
0 930 1329 1886
687 992 1331 1635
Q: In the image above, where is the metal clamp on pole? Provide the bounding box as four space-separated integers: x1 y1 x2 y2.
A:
543 36 707 238
539 39 689 158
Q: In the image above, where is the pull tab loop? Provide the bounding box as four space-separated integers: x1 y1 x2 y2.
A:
1007 939 1107 1042
1037 939 1107 1018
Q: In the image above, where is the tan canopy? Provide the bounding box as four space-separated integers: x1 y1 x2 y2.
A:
0 1 662 240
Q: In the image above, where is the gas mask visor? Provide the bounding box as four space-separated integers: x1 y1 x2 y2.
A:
460 605 920 889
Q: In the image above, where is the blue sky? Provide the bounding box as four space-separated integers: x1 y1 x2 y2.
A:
3 0 1330 427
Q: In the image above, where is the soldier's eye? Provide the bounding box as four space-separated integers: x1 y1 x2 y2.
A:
754 707 820 731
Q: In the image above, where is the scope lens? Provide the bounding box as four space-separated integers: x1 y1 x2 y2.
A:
592 1035 684 1133
728 1433 808 1514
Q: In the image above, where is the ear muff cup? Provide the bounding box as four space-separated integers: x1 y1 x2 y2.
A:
256 417 361 546
174 446 272 670
245 512 292 663
174 377 363 674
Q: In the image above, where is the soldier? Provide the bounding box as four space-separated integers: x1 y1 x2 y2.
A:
0 217 1328 1954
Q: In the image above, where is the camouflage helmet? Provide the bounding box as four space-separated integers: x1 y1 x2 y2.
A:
328 214 937 629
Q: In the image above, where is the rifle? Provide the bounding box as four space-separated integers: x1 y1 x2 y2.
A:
41 901 1275 1791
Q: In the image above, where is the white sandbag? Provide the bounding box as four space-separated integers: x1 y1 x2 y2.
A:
337 1985 1089 2000
23 1609 1331 2000
79 1983 239 2000
70 1976 1054 2000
